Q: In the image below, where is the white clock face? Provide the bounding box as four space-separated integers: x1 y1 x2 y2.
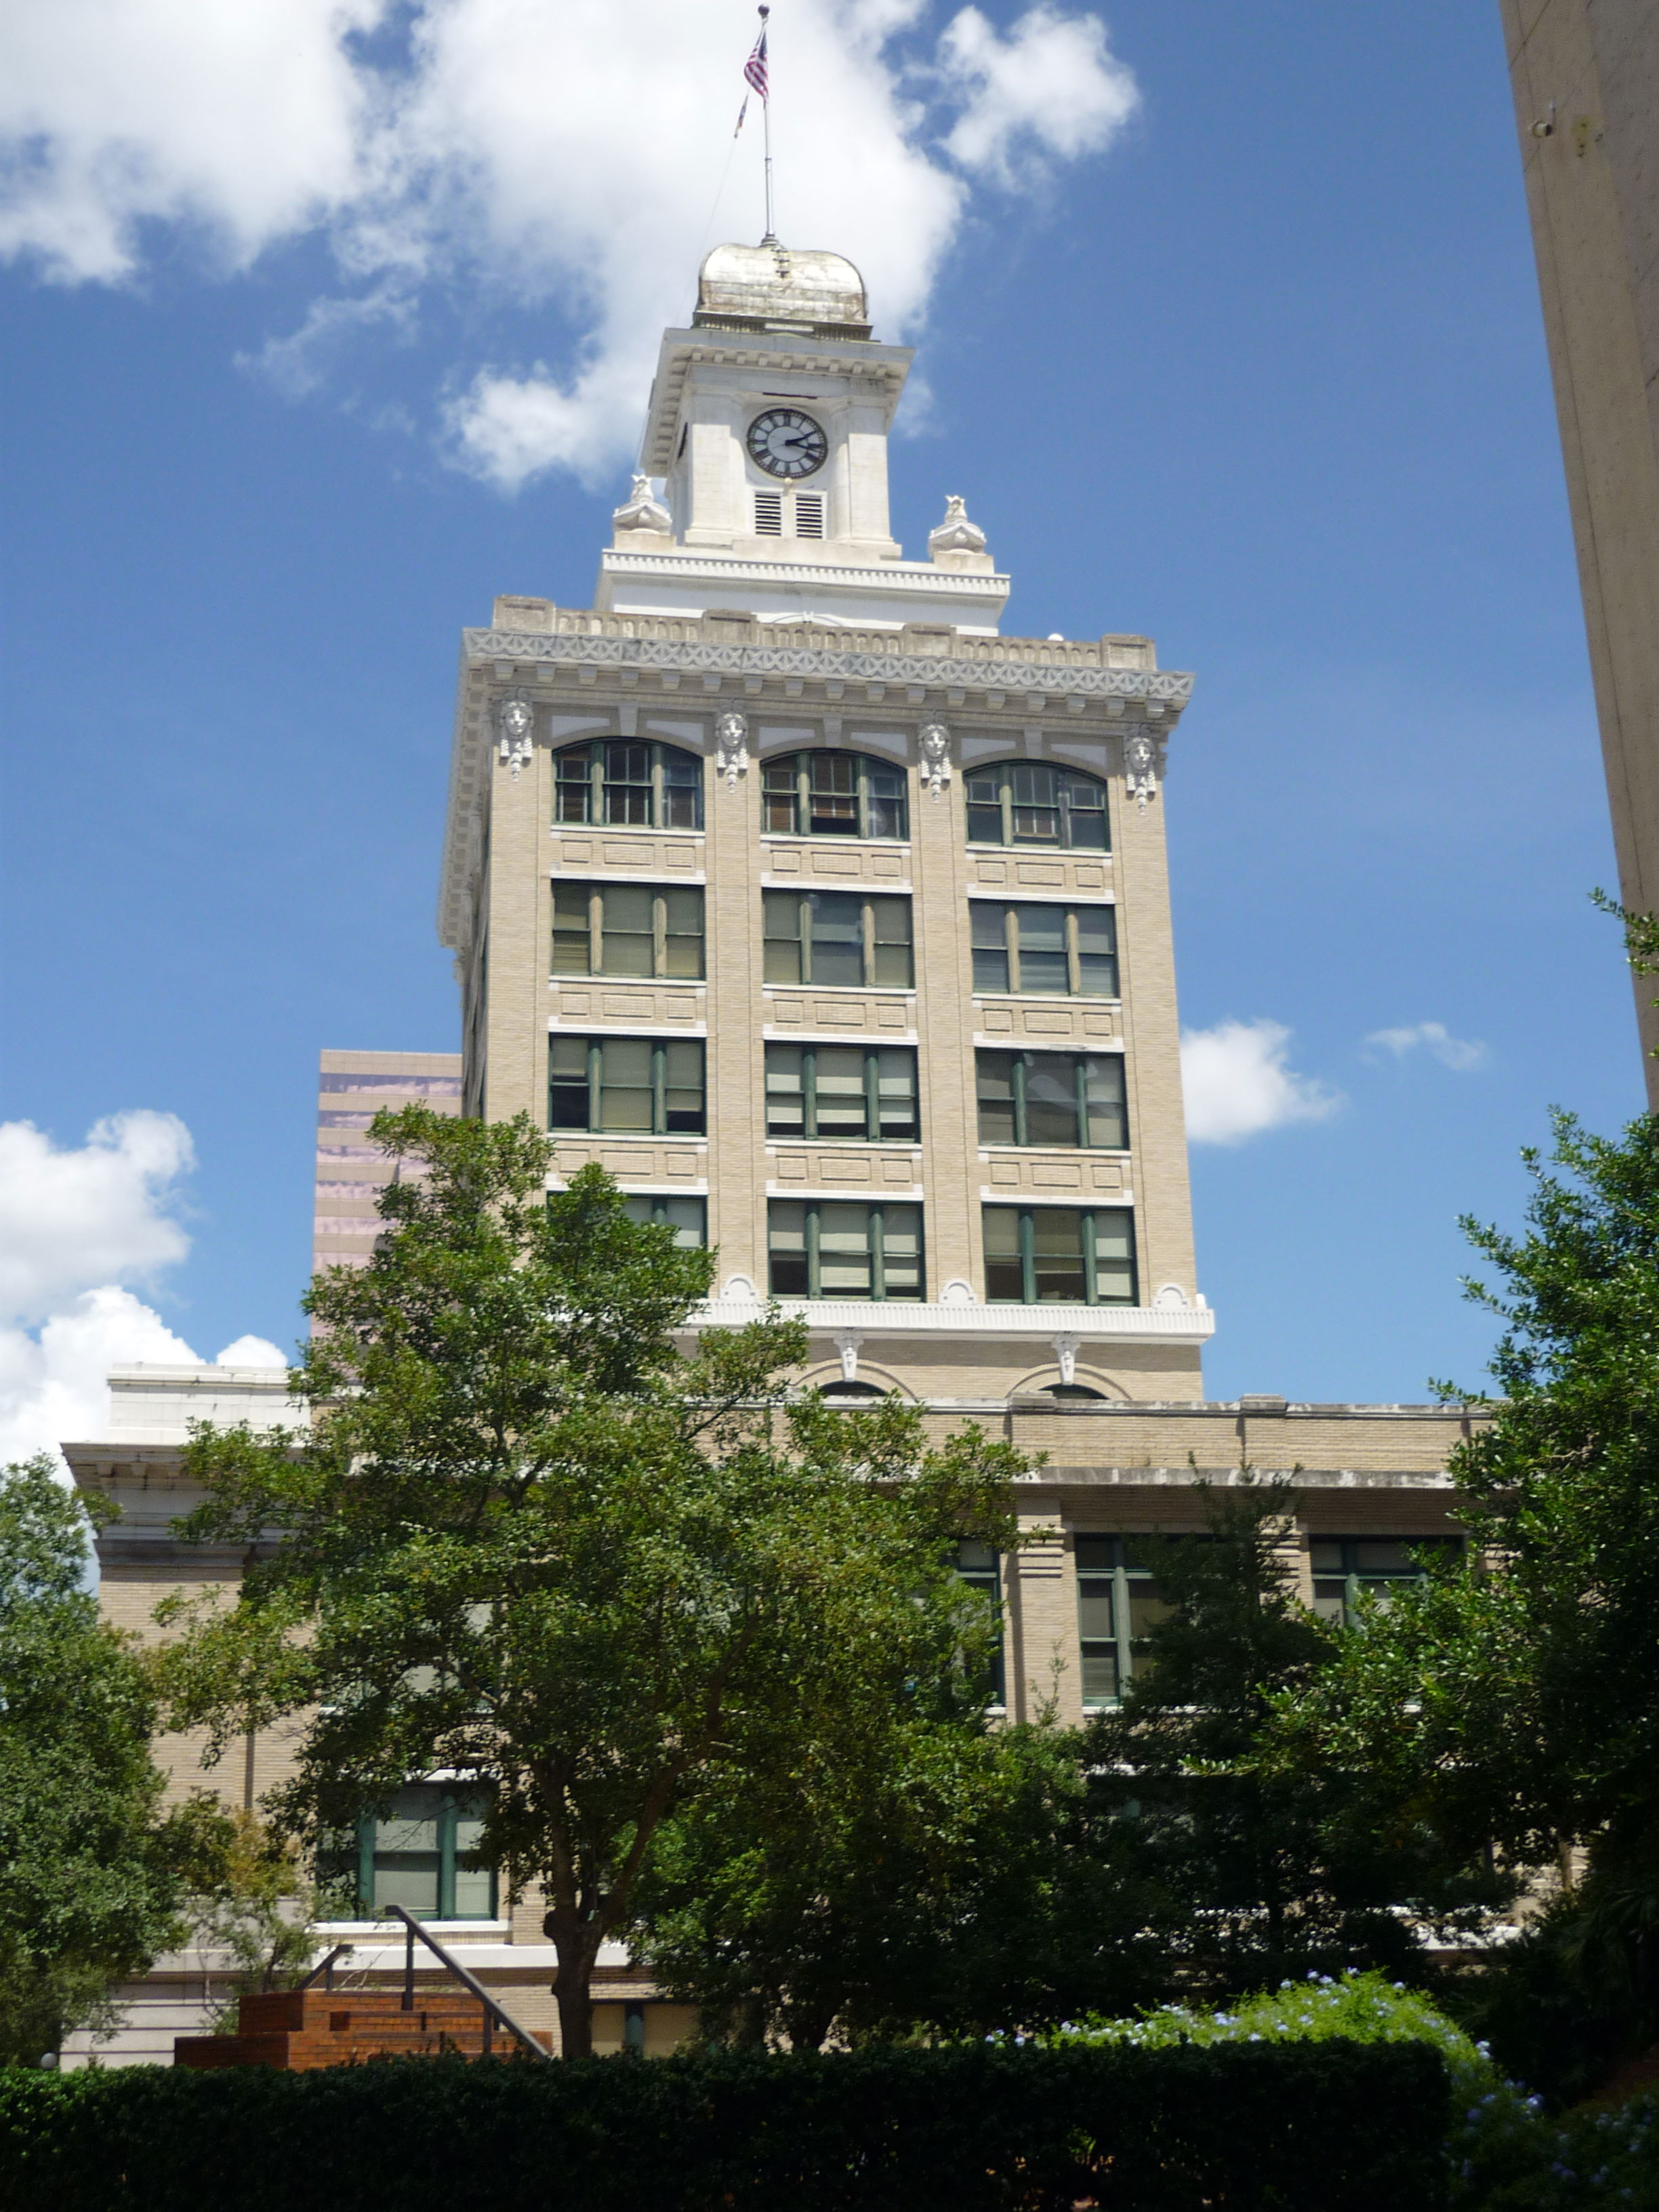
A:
747 407 827 480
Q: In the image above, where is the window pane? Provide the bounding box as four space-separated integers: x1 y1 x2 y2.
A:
1010 763 1059 844
1080 1646 1120 1706
765 1045 805 1138
879 1203 922 1299
876 1049 919 1142
1311 1578 1349 1624
965 770 1004 846
807 892 863 987
818 1202 874 1296
1076 1582 1116 1640
452 1795 494 1919
1308 1540 1345 1572
1083 1055 1128 1149
869 897 914 988
621 1194 707 1248
659 749 702 830
552 884 592 975
1012 903 1068 994
372 1785 442 1917
603 741 653 825
977 1052 1018 1145
1073 1536 1118 1572
1090 1209 1136 1304
598 1038 653 1131
970 903 1010 993
981 1206 1025 1303
1076 906 1118 997
599 884 653 977
863 762 907 841
768 1202 809 1295
555 747 592 824
548 1036 591 1130
1061 771 1108 850
662 1041 705 1134
815 1048 869 1140
1024 1054 1080 1148
762 756 799 835
1032 1209 1086 1302
808 752 859 836
762 890 803 984
1126 1580 1174 1645
662 887 705 978
1352 1542 1420 1574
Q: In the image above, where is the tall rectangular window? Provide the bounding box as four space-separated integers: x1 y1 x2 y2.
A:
548 1036 705 1136
969 901 1118 998
320 1784 495 1921
762 890 914 989
1075 1538 1175 1707
954 1541 1005 1707
552 883 705 981
765 1044 918 1142
768 1200 924 1300
976 1051 1128 1150
619 1193 708 1247
982 1205 1136 1305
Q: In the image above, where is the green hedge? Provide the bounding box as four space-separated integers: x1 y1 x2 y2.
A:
0 2040 1446 2212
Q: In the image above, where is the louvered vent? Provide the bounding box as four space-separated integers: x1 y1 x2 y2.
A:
754 491 783 535
794 493 824 538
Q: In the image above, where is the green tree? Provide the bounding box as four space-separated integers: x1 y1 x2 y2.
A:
0 1458 209 2063
1085 1480 1499 1996
157 1109 1026 2057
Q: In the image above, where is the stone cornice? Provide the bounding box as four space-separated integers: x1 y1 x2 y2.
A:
439 619 1195 953
598 547 1010 606
685 1298 1216 1340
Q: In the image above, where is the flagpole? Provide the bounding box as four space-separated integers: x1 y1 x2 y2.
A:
759 6 774 244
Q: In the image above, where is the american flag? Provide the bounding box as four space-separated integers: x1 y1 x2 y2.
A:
743 22 769 100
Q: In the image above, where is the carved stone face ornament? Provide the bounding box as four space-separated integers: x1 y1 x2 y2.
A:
1123 726 1160 812
918 720 952 798
715 709 749 790
496 696 535 780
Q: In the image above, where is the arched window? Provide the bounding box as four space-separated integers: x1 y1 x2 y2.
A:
964 760 1109 851
554 739 703 832
819 1378 888 1401
762 750 907 841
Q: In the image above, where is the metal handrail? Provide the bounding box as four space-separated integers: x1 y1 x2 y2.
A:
389 1904 550 2061
297 1942 355 1993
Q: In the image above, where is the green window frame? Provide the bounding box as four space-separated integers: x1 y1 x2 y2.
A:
553 739 703 831
619 1193 708 1247
964 761 1109 851
981 1204 1136 1305
321 1784 495 1922
1075 1537 1176 1708
761 750 908 840
552 882 705 979
762 890 914 989
976 1050 1128 1150
954 1541 1006 1707
767 1200 924 1301
1309 1536 1461 1626
764 1044 919 1142
969 900 1118 997
548 1036 705 1135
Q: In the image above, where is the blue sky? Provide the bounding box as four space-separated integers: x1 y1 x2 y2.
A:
0 0 1643 1443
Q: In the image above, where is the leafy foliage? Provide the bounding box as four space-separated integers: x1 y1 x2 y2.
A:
0 1458 213 2062
0 2037 1449 2212
155 1110 1027 2054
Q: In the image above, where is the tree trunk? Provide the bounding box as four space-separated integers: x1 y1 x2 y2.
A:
546 1917 602 2059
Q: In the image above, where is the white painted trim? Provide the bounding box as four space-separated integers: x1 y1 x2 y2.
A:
686 1298 1214 1340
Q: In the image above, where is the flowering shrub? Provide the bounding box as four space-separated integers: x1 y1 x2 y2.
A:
1045 1970 1659 2210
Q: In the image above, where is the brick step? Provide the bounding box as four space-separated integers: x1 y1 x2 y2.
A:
176 1985 551 2070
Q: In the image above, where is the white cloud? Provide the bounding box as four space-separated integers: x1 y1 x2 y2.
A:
938 4 1139 183
1181 1019 1344 1147
213 1334 289 1369
1364 1021 1489 1073
0 1113 277 1468
0 0 1141 489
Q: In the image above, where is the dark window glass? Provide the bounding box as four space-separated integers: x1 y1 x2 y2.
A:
319 1784 495 1921
547 1038 706 1136
975 1051 1129 1151
954 1540 1005 1706
550 883 705 981
620 1193 708 1247
981 1206 1138 1306
551 741 704 832
552 883 592 974
963 762 1111 851
760 751 909 841
970 902 1010 994
766 1200 924 1301
762 891 914 989
968 901 1119 997
1309 1536 1462 1625
1074 1537 1174 1708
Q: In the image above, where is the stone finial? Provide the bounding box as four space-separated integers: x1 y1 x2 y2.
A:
611 472 672 544
1051 1332 1080 1387
928 493 992 571
832 1330 863 1383
918 720 952 799
1124 725 1161 812
715 709 749 789
495 695 535 780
